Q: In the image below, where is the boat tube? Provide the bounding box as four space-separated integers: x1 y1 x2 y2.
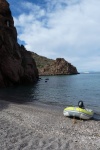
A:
63 107 94 120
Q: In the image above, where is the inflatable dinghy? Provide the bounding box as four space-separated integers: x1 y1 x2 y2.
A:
63 107 94 120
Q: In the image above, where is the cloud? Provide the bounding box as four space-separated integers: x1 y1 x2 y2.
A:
10 0 100 71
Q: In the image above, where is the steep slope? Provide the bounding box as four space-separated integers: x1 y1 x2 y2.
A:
0 0 39 87
31 52 53 69
31 53 79 75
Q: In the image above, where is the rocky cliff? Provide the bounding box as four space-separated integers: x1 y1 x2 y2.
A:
31 53 79 75
0 0 38 87
39 58 79 75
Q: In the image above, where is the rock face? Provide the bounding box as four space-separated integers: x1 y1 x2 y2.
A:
0 0 38 87
31 53 79 76
38 58 79 75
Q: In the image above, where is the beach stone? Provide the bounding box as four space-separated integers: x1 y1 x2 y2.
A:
0 101 100 150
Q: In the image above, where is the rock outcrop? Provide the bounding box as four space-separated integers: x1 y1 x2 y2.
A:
39 58 78 75
0 0 38 87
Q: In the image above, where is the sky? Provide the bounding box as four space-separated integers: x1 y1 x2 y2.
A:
7 0 100 72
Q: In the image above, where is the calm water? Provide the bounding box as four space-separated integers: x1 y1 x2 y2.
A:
0 73 100 114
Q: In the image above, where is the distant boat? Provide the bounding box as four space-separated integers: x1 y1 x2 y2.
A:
83 72 89 74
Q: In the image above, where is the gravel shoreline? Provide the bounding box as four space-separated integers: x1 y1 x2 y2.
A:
0 100 100 150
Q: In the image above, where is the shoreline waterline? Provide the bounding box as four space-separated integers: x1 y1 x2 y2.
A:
0 74 100 114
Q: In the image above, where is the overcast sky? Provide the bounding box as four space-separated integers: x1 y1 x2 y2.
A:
7 0 100 72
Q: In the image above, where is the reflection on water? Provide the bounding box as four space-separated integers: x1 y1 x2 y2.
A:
0 85 36 103
0 74 100 114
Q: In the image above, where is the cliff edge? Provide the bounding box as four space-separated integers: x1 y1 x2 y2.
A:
0 0 39 87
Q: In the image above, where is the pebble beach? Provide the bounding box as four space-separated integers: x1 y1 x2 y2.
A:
0 100 100 150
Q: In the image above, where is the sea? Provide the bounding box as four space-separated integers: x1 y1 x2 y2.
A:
0 73 100 117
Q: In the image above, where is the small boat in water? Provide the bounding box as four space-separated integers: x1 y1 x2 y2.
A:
63 101 94 120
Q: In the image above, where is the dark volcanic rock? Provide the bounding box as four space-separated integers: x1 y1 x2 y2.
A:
0 0 38 87
39 58 79 75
